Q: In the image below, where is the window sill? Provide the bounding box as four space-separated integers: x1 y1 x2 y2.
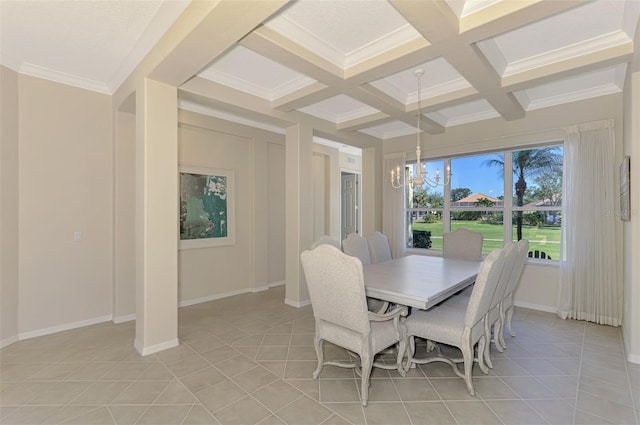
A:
404 247 560 268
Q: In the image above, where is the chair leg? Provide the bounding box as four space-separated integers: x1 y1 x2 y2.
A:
483 319 493 369
495 318 506 351
493 318 506 353
312 337 324 379
461 343 475 396
360 356 373 406
396 335 407 377
497 308 507 350
477 335 489 374
506 306 515 337
403 336 416 373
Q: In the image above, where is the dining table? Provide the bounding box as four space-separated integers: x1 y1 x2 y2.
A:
363 254 482 310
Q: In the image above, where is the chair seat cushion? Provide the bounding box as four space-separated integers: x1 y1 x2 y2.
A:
405 307 466 347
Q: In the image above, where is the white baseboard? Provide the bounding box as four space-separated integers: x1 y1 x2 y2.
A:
285 298 311 308
134 338 179 356
253 285 270 292
178 288 249 308
18 315 113 341
0 335 18 349
179 283 287 307
7 285 292 347
513 301 557 314
113 313 135 324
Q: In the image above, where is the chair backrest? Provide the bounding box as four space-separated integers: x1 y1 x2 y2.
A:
464 248 506 327
366 232 392 263
528 249 551 260
443 229 484 261
310 235 341 250
300 244 370 333
488 242 517 310
342 233 372 266
506 239 529 296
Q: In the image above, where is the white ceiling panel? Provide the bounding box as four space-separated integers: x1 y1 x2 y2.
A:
477 0 630 77
514 63 627 111
199 45 316 101
0 0 188 93
358 120 417 140
370 58 471 104
264 0 422 68
426 99 500 128
298 94 380 123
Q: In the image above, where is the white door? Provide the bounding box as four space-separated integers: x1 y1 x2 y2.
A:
341 173 359 241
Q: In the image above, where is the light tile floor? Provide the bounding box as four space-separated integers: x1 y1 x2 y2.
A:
1 286 638 425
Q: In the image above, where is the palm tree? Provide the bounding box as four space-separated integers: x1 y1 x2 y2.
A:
486 148 562 240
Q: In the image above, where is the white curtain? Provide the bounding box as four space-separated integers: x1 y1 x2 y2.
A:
558 119 621 326
383 153 407 259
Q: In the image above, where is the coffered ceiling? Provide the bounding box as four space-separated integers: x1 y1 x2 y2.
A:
2 0 639 145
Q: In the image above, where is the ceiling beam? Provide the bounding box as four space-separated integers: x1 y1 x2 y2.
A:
271 83 338 112
150 0 289 86
391 0 528 121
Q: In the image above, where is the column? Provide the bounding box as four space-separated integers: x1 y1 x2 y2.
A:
134 78 179 355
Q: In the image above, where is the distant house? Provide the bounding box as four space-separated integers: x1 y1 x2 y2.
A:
524 193 562 207
451 193 504 208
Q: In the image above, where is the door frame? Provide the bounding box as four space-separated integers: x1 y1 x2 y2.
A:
340 169 362 240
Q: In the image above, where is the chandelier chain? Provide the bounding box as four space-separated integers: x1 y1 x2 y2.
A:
390 68 451 191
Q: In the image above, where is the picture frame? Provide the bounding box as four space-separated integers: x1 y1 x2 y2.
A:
179 165 235 249
620 156 630 221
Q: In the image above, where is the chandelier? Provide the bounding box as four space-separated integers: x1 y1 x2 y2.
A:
390 68 451 190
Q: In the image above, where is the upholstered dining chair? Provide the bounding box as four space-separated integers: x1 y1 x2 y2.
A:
443 228 484 261
403 248 506 396
498 239 529 348
482 242 517 367
342 233 388 313
442 243 516 369
310 235 342 250
300 244 408 406
342 233 371 265
366 231 392 263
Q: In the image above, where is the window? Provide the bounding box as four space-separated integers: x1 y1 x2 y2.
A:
405 145 563 260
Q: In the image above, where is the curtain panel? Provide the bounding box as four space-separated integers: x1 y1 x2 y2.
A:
383 153 406 259
558 119 621 326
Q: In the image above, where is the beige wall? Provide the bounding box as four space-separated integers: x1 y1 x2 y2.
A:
622 21 640 362
18 75 114 336
312 153 327 242
177 111 286 304
114 110 136 322
383 93 624 316
1 65 20 346
339 151 362 172
267 143 285 285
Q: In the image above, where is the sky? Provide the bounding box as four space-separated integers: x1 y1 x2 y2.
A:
423 153 505 198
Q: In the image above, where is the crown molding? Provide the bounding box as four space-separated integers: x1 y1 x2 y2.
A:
178 100 285 134
525 83 623 111
199 68 315 102
266 15 345 68
504 31 632 77
19 62 111 94
345 25 421 68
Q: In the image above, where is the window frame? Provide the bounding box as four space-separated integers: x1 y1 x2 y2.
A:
403 145 563 263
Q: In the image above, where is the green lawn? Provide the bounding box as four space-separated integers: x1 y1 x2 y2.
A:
412 220 561 259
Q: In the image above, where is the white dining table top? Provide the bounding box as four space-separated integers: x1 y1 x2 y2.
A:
363 255 482 310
